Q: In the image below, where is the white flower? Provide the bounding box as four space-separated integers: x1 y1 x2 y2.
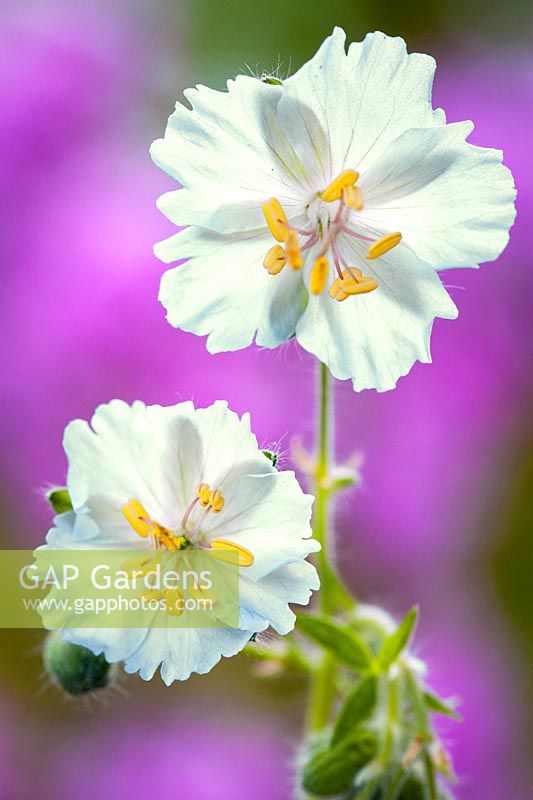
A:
43 400 319 684
151 28 516 392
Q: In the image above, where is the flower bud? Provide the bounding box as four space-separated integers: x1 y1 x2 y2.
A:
46 487 73 514
262 449 279 467
43 631 116 697
302 729 377 796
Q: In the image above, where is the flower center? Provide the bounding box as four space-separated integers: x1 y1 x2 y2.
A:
121 486 254 567
262 169 402 302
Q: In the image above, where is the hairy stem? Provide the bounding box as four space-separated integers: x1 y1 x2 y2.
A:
306 362 338 731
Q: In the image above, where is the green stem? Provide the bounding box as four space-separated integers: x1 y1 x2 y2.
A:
306 362 337 732
314 362 336 615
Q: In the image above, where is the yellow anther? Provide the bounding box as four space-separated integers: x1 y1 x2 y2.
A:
310 256 329 295
122 498 152 538
342 184 363 210
367 232 402 260
321 169 360 203
196 483 212 507
329 268 378 301
333 290 350 302
122 498 185 551
209 489 225 513
263 245 287 275
285 229 302 270
165 588 184 616
154 526 182 551
262 198 289 242
209 539 255 567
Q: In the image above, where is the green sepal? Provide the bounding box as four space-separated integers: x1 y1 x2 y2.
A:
423 690 462 721
302 729 377 797
261 74 282 85
262 449 279 467
376 607 418 672
297 613 374 671
332 673 379 745
46 487 73 514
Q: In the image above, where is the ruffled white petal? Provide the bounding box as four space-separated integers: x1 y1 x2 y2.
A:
61 624 252 685
296 239 458 392
239 559 320 635
43 510 100 548
203 469 317 580
282 29 443 180
150 77 312 234
64 399 203 535
359 123 517 268
157 226 307 352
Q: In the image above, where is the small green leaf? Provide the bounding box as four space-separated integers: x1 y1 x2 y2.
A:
302 730 377 796
297 613 374 671
46 488 73 514
423 690 462 721
377 607 418 671
332 673 379 745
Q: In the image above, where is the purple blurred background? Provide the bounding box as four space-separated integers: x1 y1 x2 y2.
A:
0 1 532 798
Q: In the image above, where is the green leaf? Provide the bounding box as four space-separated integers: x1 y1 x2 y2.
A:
332 673 379 745
302 730 377 797
297 613 374 671
46 488 73 514
423 690 462 721
376 607 418 672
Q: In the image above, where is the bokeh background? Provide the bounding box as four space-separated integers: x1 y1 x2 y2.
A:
0 0 532 797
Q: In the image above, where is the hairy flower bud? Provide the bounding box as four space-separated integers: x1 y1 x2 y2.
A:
43 631 116 697
302 729 377 796
46 487 73 514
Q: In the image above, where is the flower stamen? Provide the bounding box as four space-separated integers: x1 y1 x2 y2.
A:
342 184 363 210
209 489 225 513
285 229 303 270
367 232 402 260
310 256 329 295
195 483 225 513
329 268 378 302
122 498 152 538
209 538 255 567
321 169 359 203
262 198 289 242
263 245 287 275
122 498 186 550
196 483 212 507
